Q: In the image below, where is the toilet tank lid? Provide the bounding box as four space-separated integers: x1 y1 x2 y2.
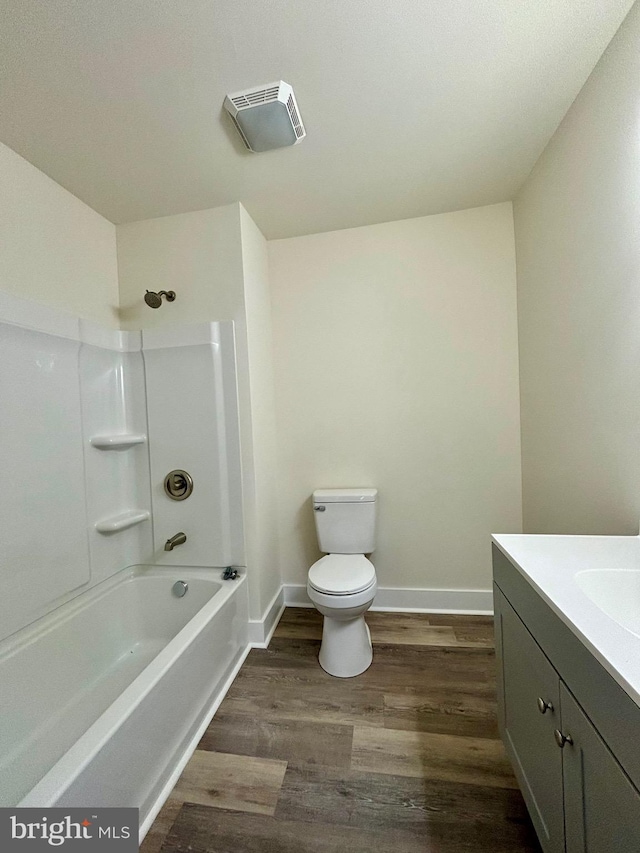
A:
313 488 377 503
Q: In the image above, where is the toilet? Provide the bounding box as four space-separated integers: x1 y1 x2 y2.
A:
307 488 378 677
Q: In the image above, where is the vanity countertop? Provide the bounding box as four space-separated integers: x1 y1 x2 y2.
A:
492 533 640 709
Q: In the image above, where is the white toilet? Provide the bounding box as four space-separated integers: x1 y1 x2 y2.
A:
307 488 378 677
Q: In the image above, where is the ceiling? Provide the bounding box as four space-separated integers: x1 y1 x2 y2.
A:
0 0 634 239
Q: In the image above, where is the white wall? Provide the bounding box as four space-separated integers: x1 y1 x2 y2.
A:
239 207 282 616
268 203 522 593
116 205 245 332
117 204 281 619
0 142 119 326
514 3 640 535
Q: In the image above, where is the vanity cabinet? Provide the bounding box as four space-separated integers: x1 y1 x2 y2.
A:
493 545 640 853
560 684 640 852
495 587 564 852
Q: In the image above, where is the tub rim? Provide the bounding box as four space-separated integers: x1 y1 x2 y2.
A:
12 566 245 808
0 563 225 663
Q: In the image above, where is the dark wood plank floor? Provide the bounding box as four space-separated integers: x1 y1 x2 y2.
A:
143 608 540 853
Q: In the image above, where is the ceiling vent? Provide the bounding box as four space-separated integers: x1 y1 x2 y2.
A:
223 81 306 153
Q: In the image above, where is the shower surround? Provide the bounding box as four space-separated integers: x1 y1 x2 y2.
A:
0 291 248 837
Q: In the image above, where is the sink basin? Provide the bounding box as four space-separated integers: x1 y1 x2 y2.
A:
575 568 640 638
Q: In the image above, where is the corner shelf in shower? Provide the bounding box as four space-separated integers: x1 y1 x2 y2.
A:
90 433 147 449
95 510 151 534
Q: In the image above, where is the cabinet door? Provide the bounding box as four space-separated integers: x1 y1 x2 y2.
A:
494 586 564 853
561 683 640 852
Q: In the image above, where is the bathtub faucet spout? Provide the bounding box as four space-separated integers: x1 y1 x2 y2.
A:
165 532 187 551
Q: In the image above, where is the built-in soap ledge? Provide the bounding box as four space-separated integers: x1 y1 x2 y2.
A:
90 433 147 449
95 510 150 534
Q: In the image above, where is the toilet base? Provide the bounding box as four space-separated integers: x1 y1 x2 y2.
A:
319 614 373 678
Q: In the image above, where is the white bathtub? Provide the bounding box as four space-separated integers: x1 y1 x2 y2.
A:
0 565 248 835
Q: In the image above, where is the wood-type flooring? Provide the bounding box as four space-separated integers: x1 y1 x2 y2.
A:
142 608 540 853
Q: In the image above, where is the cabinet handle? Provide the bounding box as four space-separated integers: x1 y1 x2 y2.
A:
537 697 554 714
554 729 573 748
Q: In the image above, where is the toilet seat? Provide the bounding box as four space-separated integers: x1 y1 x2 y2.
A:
308 554 376 595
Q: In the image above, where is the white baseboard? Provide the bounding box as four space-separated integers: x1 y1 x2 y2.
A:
247 585 286 648
283 583 493 615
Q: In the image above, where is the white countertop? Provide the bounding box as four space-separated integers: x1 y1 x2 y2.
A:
492 532 640 709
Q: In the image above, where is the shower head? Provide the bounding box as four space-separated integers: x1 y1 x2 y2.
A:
144 291 162 309
144 290 176 309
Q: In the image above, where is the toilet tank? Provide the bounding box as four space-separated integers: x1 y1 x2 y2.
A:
312 488 377 554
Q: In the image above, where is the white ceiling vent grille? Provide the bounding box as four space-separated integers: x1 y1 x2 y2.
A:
230 86 280 110
286 94 304 139
224 81 306 153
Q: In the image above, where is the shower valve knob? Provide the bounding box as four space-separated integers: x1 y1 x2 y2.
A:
164 469 194 501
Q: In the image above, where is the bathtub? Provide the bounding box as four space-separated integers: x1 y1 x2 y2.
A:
0 565 248 836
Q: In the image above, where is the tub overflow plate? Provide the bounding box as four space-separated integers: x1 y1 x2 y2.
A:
164 469 194 501
172 580 189 598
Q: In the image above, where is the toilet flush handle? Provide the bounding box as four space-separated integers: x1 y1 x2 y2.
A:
314 505 326 512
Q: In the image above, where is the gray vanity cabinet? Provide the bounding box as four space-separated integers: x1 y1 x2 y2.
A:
495 587 564 853
561 683 640 852
493 545 640 853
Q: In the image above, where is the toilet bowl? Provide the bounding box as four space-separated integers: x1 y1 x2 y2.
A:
307 553 377 677
308 487 378 677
